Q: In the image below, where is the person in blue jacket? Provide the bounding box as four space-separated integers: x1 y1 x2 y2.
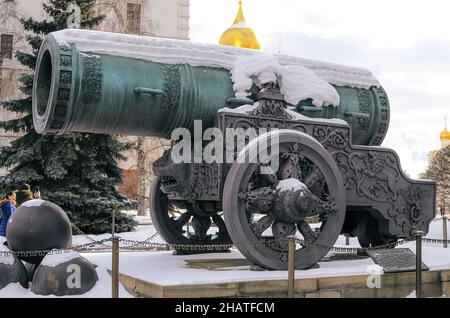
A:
0 191 16 237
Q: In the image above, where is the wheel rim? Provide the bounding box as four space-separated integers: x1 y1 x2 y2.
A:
223 130 346 270
150 177 232 248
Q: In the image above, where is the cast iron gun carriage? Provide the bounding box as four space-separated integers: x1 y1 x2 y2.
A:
32 30 435 270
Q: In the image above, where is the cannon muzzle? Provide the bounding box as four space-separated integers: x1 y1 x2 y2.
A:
32 31 235 138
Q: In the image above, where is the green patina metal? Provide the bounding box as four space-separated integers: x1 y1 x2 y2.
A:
33 35 390 146
297 86 390 145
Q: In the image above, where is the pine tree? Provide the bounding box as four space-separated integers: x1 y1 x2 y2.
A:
0 0 137 234
421 145 450 214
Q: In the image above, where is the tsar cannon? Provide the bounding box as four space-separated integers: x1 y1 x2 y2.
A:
32 29 436 270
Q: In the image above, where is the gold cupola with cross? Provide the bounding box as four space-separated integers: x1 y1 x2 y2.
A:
440 116 450 148
219 0 261 50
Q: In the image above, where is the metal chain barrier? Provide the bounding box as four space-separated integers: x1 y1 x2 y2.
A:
431 218 443 224
71 224 112 249
2 236 450 257
0 238 113 258
118 232 160 248
3 220 450 257
423 237 450 244
330 239 410 253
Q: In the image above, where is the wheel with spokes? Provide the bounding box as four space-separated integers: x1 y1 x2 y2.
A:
149 177 232 253
223 130 346 270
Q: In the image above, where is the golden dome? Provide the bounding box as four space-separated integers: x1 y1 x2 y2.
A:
441 117 450 141
219 0 261 50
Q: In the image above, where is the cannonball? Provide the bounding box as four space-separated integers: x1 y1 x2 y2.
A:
6 200 72 264
0 238 29 289
32 252 98 296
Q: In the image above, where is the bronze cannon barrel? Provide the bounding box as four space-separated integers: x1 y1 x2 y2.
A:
33 30 390 145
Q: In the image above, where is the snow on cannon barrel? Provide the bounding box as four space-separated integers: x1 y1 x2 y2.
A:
6 199 72 265
32 29 389 146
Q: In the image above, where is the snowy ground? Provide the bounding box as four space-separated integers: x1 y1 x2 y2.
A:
0 265 133 298
80 222 450 288
1 216 449 298
82 216 450 287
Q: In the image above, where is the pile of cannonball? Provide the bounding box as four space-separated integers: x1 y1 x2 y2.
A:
1 200 98 296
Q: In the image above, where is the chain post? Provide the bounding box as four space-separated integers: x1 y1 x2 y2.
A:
287 236 295 298
414 230 424 298
112 236 119 298
443 217 448 248
111 210 119 298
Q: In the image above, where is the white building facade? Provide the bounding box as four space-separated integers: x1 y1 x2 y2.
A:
95 0 189 39
0 0 47 152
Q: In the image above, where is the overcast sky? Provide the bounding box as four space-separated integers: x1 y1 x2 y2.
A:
189 0 450 178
